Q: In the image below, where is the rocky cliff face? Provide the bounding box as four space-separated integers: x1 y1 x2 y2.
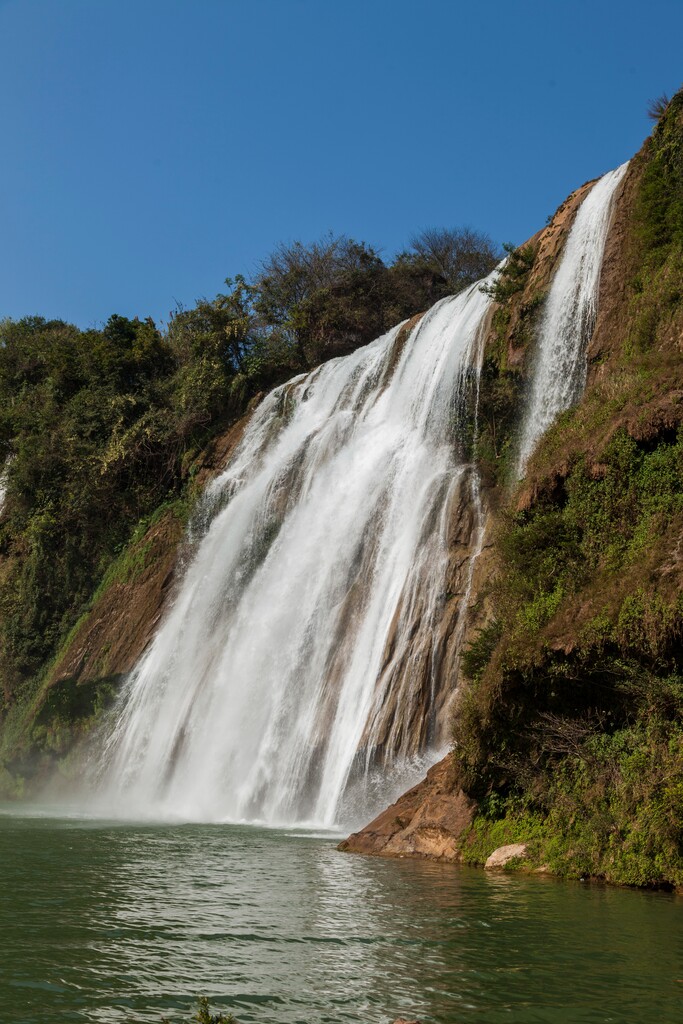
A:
339 755 473 860
46 412 256 690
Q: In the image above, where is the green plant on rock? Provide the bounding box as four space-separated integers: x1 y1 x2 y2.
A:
481 241 537 304
161 996 236 1024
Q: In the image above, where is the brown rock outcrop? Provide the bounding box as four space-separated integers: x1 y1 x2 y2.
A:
47 508 187 688
339 755 473 860
496 179 596 371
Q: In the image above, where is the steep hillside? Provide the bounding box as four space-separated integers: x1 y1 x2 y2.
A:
0 411 258 794
344 92 683 888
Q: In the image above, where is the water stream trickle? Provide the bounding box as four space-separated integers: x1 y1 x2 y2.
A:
517 161 629 474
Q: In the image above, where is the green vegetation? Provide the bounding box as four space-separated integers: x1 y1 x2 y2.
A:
455 88 683 888
473 242 540 486
0 310 240 693
474 354 525 486
481 241 537 305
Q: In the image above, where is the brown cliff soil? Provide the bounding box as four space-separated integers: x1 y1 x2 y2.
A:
48 505 185 688
503 179 595 369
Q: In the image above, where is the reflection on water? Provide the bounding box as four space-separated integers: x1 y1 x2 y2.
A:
1 811 682 1023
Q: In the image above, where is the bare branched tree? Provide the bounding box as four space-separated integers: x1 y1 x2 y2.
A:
531 711 610 762
256 232 381 317
647 94 670 122
408 226 499 293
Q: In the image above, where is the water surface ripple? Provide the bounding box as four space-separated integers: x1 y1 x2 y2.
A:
1 813 681 1023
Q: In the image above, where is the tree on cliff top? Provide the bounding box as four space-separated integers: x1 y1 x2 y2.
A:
404 226 500 293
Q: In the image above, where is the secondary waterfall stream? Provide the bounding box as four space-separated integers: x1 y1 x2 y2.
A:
95 280 493 826
517 161 629 473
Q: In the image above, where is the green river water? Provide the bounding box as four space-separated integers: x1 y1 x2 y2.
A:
0 809 681 1023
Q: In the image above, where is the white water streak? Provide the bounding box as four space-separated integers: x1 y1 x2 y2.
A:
94 277 495 827
0 458 10 515
517 162 629 474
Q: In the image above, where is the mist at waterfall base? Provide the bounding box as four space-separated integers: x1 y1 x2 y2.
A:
88 280 491 829
75 161 627 831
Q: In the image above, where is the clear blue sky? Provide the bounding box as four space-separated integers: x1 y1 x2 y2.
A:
1 0 681 329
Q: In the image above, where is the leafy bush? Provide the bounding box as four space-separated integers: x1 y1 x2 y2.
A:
481 241 536 304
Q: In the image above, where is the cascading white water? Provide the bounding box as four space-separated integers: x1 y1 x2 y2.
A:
94 277 495 827
0 459 9 515
517 161 629 474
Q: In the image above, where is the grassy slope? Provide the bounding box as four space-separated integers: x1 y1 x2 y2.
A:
453 92 683 887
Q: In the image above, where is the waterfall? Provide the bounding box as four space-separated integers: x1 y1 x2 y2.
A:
94 276 495 827
517 161 629 474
